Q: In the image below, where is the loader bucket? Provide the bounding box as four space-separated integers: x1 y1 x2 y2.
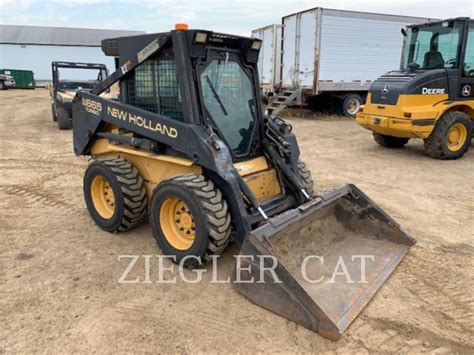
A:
232 184 415 341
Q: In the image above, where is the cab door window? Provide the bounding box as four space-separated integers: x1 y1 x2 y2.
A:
463 22 474 77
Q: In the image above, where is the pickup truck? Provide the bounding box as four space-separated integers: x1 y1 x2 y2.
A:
0 74 15 90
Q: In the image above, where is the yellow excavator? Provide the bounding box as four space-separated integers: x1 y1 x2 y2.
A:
357 17 473 159
72 25 415 340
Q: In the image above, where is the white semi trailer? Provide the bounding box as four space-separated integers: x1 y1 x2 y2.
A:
251 24 282 97
252 8 434 116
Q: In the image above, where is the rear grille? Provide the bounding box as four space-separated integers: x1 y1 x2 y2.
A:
101 38 119 57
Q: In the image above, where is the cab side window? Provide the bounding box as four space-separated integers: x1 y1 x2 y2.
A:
463 23 474 77
127 52 184 121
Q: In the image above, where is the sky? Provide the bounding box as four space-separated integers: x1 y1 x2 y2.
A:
0 0 473 36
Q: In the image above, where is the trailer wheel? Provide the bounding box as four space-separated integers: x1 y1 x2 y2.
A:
150 174 231 267
51 103 57 122
373 133 409 148
56 106 72 130
297 160 314 197
84 157 147 232
424 111 471 159
342 94 363 117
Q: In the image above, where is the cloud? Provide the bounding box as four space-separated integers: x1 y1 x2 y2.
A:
1 0 472 36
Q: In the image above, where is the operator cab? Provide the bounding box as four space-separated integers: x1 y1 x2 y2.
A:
366 18 474 106
102 28 263 161
401 19 466 72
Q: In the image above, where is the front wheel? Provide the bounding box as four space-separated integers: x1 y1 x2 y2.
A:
297 160 314 197
150 174 231 267
424 111 471 159
373 133 409 148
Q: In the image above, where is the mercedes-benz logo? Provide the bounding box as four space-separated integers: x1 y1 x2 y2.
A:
462 85 471 97
381 85 390 95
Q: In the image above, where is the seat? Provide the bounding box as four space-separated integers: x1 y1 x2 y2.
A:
423 51 445 69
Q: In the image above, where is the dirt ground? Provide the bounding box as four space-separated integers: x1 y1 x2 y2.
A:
1 89 473 353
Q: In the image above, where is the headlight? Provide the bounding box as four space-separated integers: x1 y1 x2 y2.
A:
194 32 208 44
251 40 262 50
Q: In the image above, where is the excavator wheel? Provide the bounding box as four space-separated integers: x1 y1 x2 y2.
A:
150 174 231 267
424 111 471 160
373 133 409 148
84 157 147 232
297 160 314 197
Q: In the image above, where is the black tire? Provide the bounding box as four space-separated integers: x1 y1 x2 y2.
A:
51 103 57 122
0 81 5 90
342 93 363 117
424 111 472 160
56 106 72 130
150 174 231 267
373 133 409 148
84 157 147 232
297 160 314 197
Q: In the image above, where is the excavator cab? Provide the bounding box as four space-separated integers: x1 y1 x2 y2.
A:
72 26 415 340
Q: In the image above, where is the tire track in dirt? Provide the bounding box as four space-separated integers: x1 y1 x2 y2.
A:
349 317 472 353
349 244 474 353
0 157 85 169
345 243 474 353
0 185 83 215
400 248 474 332
193 308 238 338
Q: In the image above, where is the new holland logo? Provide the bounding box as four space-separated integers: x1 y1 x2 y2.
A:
107 107 178 139
461 85 471 97
381 85 389 95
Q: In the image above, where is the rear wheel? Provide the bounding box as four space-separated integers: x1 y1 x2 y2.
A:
297 160 314 197
51 103 57 122
0 81 5 90
84 157 147 232
373 133 409 148
424 111 471 159
150 174 231 267
342 93 363 117
56 106 72 130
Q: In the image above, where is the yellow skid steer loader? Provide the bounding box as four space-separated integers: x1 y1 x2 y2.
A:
72 25 415 340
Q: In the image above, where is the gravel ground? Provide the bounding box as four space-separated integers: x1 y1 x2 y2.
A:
1 89 473 353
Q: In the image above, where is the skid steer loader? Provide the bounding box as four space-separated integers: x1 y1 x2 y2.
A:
72 25 415 340
357 18 474 159
50 62 109 130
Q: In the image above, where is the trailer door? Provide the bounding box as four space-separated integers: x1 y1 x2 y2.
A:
282 15 297 87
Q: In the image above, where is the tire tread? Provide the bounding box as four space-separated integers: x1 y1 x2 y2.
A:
96 157 147 232
159 174 232 265
424 111 471 160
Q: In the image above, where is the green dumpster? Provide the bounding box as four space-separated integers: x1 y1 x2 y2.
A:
0 69 35 89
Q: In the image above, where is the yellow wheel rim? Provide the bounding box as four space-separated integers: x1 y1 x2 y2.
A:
447 123 467 152
91 175 116 219
160 197 196 251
